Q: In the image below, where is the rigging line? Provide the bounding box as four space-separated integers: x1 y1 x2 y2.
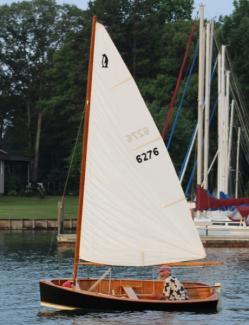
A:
230 88 248 137
40 115 84 267
166 44 199 149
230 88 249 163
215 28 248 121
231 84 249 141
178 52 218 182
214 32 249 163
179 96 218 182
61 113 84 201
213 32 220 53
240 135 249 161
231 121 249 185
184 98 218 196
162 23 196 141
185 160 196 198
182 35 249 195
39 230 58 273
226 51 248 115
41 111 85 264
207 149 219 176
179 124 197 183
41 117 84 264
235 100 249 148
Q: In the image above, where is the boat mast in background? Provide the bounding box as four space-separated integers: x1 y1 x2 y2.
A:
227 99 235 189
235 127 241 199
217 45 227 196
203 20 214 190
197 4 205 188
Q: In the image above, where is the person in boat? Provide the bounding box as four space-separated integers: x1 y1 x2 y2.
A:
62 280 72 288
158 265 188 300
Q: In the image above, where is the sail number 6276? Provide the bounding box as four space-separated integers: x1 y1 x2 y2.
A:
136 147 159 163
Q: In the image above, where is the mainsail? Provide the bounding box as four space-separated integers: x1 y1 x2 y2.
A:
79 22 205 266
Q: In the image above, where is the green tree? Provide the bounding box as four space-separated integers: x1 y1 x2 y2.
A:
1 0 198 194
38 28 86 192
0 0 84 181
218 0 249 94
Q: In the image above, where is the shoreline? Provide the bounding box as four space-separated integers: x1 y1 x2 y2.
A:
3 219 249 248
57 233 249 248
0 218 76 230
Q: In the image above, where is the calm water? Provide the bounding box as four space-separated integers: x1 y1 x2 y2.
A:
0 231 249 325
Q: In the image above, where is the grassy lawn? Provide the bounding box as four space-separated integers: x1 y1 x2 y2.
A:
0 196 78 219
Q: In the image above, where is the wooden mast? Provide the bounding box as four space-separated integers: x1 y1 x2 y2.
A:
73 16 97 284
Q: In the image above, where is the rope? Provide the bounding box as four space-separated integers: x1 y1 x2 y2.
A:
162 23 196 141
178 55 218 183
179 124 197 183
184 98 218 197
167 44 199 149
185 161 197 198
61 113 84 201
214 32 249 194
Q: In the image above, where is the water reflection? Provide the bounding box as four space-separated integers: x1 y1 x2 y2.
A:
37 310 176 325
0 231 248 325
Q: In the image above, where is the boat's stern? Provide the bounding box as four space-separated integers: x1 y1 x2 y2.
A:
214 282 222 311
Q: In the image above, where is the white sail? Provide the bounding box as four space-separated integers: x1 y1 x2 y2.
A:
79 22 205 266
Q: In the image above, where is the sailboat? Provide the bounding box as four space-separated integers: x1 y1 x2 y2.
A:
40 17 220 312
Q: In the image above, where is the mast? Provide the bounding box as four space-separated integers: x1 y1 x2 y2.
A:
203 22 210 190
224 70 230 193
217 46 226 196
73 16 97 284
227 99 235 190
221 45 226 194
235 127 241 199
217 52 221 196
197 4 205 187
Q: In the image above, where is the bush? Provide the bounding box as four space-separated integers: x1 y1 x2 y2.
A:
5 176 17 194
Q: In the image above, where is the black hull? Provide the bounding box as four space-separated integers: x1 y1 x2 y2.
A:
40 280 219 312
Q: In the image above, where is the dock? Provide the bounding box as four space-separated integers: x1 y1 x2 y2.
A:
57 233 76 244
0 218 76 230
201 236 249 247
57 233 249 247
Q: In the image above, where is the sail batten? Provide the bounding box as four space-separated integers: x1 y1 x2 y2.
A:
111 77 132 89
79 22 205 266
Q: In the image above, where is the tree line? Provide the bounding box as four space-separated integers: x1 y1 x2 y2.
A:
0 0 248 195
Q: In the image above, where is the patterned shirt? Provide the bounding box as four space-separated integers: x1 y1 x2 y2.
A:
163 276 188 300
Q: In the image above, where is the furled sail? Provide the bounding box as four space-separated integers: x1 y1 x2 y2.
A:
79 22 205 266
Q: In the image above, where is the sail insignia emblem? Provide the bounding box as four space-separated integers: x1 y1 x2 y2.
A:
102 54 109 68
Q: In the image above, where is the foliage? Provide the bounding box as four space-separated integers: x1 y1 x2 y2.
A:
217 0 249 96
0 0 84 182
1 0 248 195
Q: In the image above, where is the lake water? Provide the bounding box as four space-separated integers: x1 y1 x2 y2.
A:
0 231 249 325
